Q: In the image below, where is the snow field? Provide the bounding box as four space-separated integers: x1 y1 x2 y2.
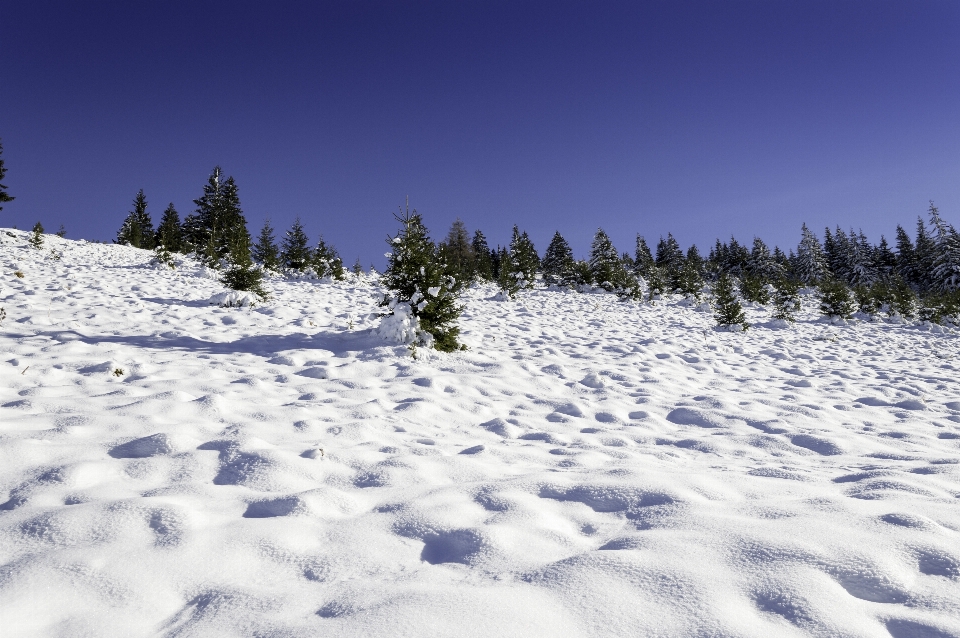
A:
1 229 960 637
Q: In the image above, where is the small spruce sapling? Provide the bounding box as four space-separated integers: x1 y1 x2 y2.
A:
0 138 14 212
817 279 855 320
676 259 704 301
888 277 916 319
771 279 800 322
56 225 66 238
853 283 882 316
29 222 44 250
645 264 667 302
740 274 770 305
713 273 749 330
252 218 280 271
380 204 464 351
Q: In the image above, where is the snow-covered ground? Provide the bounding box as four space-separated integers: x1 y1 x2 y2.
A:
2 229 960 637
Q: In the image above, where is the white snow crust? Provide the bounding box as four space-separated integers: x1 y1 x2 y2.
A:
2 229 960 637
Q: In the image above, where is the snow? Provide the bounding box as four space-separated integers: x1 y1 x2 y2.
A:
2 229 960 637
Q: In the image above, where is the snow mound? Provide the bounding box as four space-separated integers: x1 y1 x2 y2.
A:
208 290 258 307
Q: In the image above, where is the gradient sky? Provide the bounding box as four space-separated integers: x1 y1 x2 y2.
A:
2 1 959 266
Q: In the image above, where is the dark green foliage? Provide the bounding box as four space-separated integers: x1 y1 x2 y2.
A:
472 230 493 281
889 276 916 319
439 219 475 285
181 168 248 266
217 180 266 299
570 260 593 289
29 222 44 250
914 217 936 292
353 259 363 275
817 279 855 319
740 275 770 305
253 218 280 271
312 235 344 280
771 279 800 322
634 235 654 277
56 225 66 238
713 273 749 330
655 233 685 289
874 235 896 280
381 205 464 352
155 203 182 253
280 217 313 272
117 190 155 249
918 290 960 325
711 237 750 278
498 226 539 297
853 284 881 315
645 264 667 301
0 139 14 212
542 231 575 287
894 225 918 288
676 258 705 300
589 228 621 290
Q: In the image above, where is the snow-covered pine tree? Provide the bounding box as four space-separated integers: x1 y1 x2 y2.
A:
280 217 313 272
888 276 916 319
914 217 936 292
252 218 280 271
498 226 539 297
655 233 684 289
312 235 344 280
352 259 363 276
634 235 654 278
817 278 855 319
713 273 748 330
117 190 154 249
155 203 183 253
873 235 896 281
0 138 13 212
182 167 241 265
29 222 44 250
894 225 918 288
846 229 877 287
589 228 622 290
771 278 800 322
927 201 960 292
746 237 782 283
588 229 640 299
471 230 493 281
794 223 827 284
542 231 575 286
218 178 266 299
570 260 593 289
380 205 463 351
740 275 770 305
439 219 475 285
676 257 705 300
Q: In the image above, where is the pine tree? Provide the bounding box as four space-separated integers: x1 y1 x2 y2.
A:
570 260 594 289
218 180 266 299
794 223 827 284
655 233 684 289
498 226 539 297
542 231 575 286
874 235 896 281
634 235 654 278
713 273 748 330
746 237 782 282
253 218 280 271
155 203 183 253
56 225 66 238
817 278 855 319
438 218 475 285
29 222 44 250
888 276 916 319
894 225 918 288
471 230 493 281
380 204 463 351
927 201 960 292
589 228 622 290
353 258 364 276
740 275 770 305
312 235 344 279
0 139 14 212
771 278 800 322
914 217 936 292
117 190 154 249
676 258 705 300
182 167 245 266
281 217 313 272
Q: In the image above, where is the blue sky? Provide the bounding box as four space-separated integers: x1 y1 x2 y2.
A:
2 1 959 266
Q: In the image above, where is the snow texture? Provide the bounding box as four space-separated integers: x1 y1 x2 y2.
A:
2 229 960 637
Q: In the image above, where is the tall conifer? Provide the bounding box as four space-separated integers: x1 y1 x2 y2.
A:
0 139 14 212
281 217 313 272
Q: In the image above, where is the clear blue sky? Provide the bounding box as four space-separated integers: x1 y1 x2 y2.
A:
2 1 959 266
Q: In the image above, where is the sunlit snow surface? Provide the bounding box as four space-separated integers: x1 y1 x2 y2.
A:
2 229 960 637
